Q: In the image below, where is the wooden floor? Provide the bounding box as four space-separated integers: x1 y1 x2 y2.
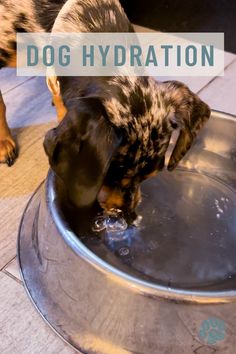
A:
0 26 236 354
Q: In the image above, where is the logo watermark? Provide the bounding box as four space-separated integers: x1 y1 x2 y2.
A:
198 317 226 345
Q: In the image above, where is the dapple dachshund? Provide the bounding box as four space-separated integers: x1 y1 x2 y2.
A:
0 0 211 220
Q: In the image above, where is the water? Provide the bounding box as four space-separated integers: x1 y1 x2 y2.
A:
92 215 107 232
84 169 236 290
92 208 128 235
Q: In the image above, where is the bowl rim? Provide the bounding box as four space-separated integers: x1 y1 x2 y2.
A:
47 110 236 304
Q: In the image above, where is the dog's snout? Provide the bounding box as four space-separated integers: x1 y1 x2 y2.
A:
98 184 141 218
98 186 124 210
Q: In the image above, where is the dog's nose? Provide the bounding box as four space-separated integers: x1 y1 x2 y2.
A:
97 186 124 211
43 128 57 158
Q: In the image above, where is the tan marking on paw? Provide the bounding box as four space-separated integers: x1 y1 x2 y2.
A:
0 137 17 166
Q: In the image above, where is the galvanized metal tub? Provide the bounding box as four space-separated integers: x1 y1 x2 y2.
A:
18 111 236 354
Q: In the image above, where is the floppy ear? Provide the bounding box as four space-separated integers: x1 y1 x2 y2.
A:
43 97 122 208
160 81 211 171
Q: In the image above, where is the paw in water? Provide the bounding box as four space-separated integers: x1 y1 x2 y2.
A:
198 317 225 345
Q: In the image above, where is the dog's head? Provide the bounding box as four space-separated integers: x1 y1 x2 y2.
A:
44 79 210 220
44 97 122 208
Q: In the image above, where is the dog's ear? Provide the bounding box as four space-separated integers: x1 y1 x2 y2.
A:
43 97 122 208
159 81 211 171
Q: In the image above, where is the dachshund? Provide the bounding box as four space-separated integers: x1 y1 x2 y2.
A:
44 75 211 221
0 0 133 165
0 0 211 220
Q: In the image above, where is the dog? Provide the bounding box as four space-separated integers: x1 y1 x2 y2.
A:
0 0 133 166
0 0 211 220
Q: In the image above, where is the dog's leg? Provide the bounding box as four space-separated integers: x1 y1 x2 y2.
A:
0 90 17 166
0 44 17 165
47 76 67 122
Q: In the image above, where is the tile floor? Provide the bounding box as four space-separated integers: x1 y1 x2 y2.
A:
0 25 236 354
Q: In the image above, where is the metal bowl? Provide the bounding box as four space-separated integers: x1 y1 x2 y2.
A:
18 111 236 354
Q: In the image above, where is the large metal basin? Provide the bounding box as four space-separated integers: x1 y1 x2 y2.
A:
18 111 236 354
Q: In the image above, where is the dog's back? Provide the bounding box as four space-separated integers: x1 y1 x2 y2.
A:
0 0 132 68
0 0 66 67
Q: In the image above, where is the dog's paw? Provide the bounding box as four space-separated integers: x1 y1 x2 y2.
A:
0 137 17 166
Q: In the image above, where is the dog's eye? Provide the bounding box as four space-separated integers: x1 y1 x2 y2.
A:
170 120 178 129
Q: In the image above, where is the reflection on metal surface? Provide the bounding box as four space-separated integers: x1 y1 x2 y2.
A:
18 111 236 353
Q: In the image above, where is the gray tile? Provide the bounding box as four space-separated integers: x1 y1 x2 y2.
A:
0 69 31 94
159 52 236 93
3 77 56 128
3 257 21 282
133 27 235 93
199 59 236 115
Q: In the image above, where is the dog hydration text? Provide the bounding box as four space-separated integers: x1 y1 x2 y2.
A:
17 33 224 76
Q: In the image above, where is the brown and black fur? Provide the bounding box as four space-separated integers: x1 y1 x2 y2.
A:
0 0 211 219
0 0 132 164
44 74 210 220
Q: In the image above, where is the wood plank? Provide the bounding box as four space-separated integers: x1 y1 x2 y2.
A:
0 75 57 269
199 59 236 115
0 272 77 353
0 122 55 269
